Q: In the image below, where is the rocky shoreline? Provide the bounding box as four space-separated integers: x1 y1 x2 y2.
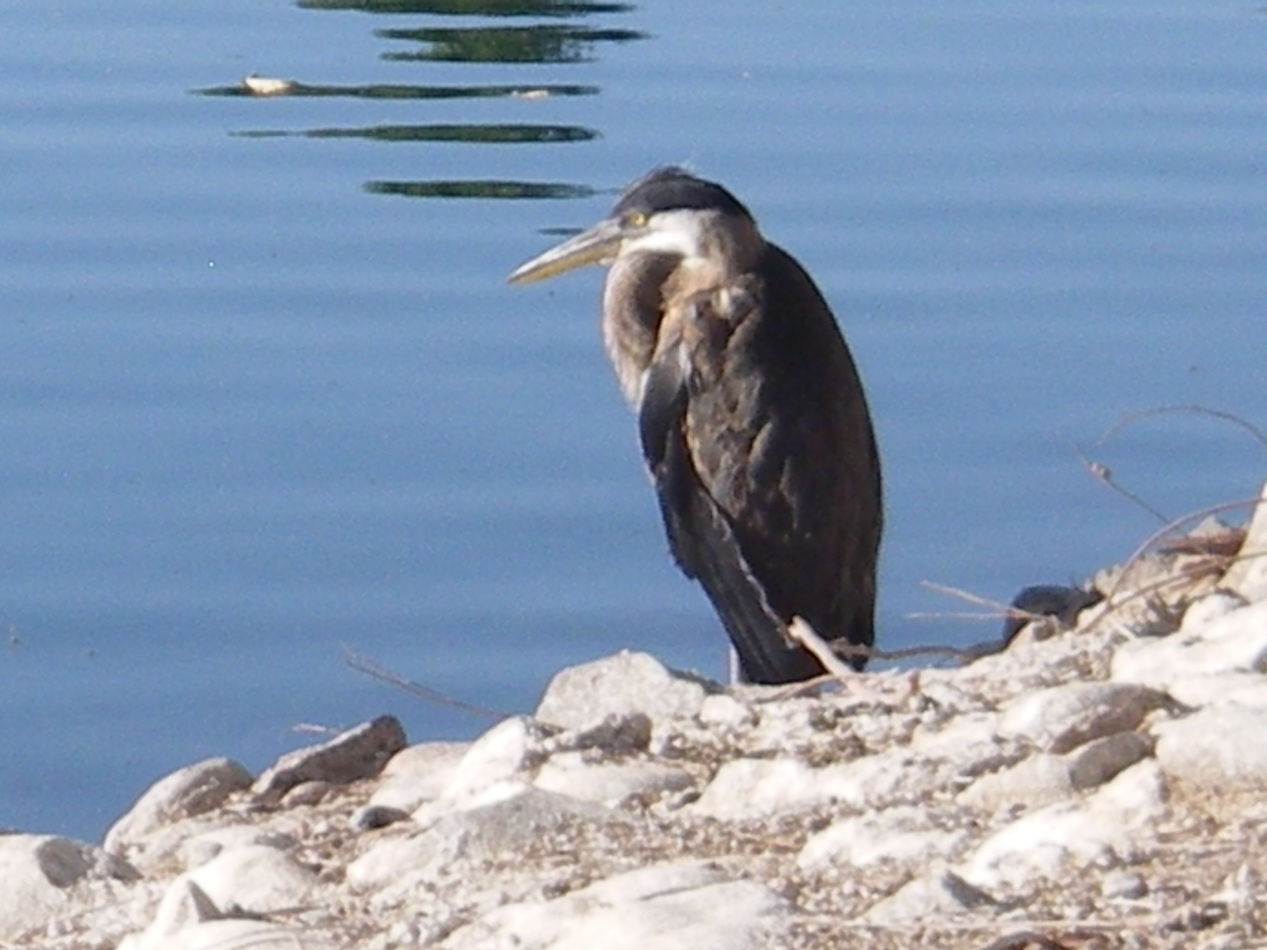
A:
5 484 1267 950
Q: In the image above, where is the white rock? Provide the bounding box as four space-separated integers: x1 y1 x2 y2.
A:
369 741 469 813
437 859 790 950
1222 478 1267 602
1180 590 1248 631
797 805 968 871
120 877 220 950
178 826 298 871
533 752 694 804
439 716 554 806
1154 704 1267 790
959 761 1167 892
120 917 332 950
908 711 1003 759
184 844 317 914
1165 671 1267 709
999 682 1162 753
0 835 100 938
692 750 938 820
697 693 756 727
535 651 711 731
862 870 997 924
961 731 1152 814
690 758 815 819
959 753 1074 813
1111 597 1267 690
351 786 612 893
105 758 252 854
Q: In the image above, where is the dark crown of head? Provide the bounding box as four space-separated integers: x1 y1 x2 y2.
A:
612 167 752 221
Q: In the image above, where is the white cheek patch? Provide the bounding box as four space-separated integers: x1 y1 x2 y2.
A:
626 210 710 261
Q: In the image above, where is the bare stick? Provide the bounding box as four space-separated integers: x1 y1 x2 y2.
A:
1074 444 1170 523
1096 404 1267 453
1097 495 1260 607
341 643 506 721
786 616 857 679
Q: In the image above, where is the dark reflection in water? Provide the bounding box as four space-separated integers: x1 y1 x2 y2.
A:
201 0 642 199
378 25 647 63
299 0 633 15
196 80 598 101
366 179 598 200
233 123 599 145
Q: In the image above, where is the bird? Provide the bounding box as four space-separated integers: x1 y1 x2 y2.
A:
507 166 882 684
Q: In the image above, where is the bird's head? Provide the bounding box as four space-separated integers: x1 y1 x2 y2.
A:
508 167 761 285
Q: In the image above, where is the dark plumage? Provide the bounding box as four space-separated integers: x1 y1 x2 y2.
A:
509 167 882 684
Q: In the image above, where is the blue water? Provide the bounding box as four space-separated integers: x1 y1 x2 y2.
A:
2 0 1265 841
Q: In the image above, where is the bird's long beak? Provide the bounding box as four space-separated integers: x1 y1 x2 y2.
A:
507 217 626 285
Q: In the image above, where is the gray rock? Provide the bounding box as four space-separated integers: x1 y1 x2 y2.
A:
999 682 1164 753
559 711 654 755
1065 731 1153 789
104 757 252 854
535 651 712 731
438 859 790 950
252 715 407 802
863 870 997 924
1154 704 1267 790
1102 869 1149 900
534 752 694 804
281 780 332 807
352 803 410 830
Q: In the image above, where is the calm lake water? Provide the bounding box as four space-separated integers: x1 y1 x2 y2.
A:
3 0 1265 841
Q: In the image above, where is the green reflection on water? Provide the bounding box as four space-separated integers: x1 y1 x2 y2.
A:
299 0 633 15
204 0 644 200
232 123 599 145
366 180 598 200
195 81 598 101
378 25 647 63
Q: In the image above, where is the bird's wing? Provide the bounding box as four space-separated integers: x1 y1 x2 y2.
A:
638 339 823 684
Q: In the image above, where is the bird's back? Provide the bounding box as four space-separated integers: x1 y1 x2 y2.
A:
658 243 882 680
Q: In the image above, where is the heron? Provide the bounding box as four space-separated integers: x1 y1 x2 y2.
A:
508 166 882 684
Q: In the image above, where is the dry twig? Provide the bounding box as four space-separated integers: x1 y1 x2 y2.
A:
341 643 505 721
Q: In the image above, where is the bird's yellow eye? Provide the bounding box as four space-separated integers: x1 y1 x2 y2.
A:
623 210 648 228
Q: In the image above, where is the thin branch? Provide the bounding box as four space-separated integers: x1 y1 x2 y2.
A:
1095 404 1267 453
1074 444 1170 523
340 643 506 721
914 580 1081 639
1097 495 1260 607
786 616 857 680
